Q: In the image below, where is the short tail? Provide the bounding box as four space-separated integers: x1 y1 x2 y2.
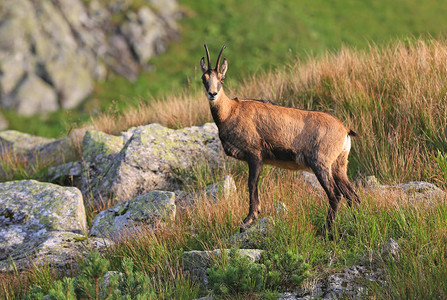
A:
348 129 358 137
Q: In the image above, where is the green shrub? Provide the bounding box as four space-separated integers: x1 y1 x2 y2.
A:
25 252 156 299
208 248 266 296
208 249 310 297
262 250 310 290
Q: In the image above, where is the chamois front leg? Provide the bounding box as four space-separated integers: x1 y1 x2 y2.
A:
240 155 263 233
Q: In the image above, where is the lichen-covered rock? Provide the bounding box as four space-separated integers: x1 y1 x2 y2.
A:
381 238 401 260
281 265 383 299
0 130 55 153
205 175 237 201
395 181 444 202
10 73 59 116
80 130 124 197
0 231 112 273
84 123 222 206
0 128 84 168
182 249 264 286
363 176 445 203
47 161 83 183
0 112 8 130
228 217 274 248
0 0 180 115
89 191 176 240
0 180 87 265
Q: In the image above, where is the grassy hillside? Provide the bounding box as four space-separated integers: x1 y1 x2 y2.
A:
91 38 447 186
2 38 447 299
3 0 447 137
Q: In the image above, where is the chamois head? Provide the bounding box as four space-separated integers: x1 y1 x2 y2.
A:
200 44 228 101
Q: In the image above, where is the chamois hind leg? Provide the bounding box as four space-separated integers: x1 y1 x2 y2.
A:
311 162 341 236
241 155 263 232
332 152 360 207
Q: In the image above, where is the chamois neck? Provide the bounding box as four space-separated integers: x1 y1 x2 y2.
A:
209 90 233 126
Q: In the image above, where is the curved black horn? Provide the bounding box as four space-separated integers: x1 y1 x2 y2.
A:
204 44 211 70
215 45 226 70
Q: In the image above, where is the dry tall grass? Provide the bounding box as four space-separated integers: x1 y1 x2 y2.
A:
104 161 446 298
92 38 447 184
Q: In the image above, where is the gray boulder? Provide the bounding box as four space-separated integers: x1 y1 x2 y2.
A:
89 191 176 240
0 231 112 273
47 161 83 184
0 130 54 153
0 128 85 172
82 123 223 206
0 180 88 269
381 238 401 260
364 176 445 203
0 0 180 115
280 265 383 299
10 73 59 116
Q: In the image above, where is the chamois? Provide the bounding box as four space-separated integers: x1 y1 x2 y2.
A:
200 45 360 235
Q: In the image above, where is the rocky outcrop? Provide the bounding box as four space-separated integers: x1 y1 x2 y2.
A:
0 0 180 116
89 190 176 240
80 123 223 207
0 180 110 271
0 129 85 173
0 231 112 273
280 265 384 299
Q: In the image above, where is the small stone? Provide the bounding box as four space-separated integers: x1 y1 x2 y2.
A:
381 238 401 260
276 202 288 214
364 175 382 189
299 171 322 190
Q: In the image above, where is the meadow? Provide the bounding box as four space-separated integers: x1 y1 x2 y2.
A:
3 0 447 137
1 0 447 298
1 38 447 299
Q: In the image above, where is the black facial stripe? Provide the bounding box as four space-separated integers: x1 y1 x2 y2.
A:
202 77 209 90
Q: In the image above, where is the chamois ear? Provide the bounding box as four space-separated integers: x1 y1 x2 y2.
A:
200 57 208 74
220 58 228 77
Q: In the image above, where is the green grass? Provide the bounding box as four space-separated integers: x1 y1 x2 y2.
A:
3 0 447 137
2 159 447 298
